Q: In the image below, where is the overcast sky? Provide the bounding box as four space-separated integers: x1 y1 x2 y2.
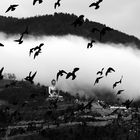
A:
0 0 139 39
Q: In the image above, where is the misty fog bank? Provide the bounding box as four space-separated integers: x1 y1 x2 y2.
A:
0 34 140 100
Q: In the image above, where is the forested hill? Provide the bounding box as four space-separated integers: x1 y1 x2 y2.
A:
0 12 140 46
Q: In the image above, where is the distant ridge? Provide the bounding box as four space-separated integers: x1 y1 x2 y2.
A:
0 12 140 47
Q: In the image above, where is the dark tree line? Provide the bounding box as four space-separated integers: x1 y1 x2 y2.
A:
0 12 140 47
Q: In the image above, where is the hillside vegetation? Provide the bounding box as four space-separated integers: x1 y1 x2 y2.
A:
0 13 140 47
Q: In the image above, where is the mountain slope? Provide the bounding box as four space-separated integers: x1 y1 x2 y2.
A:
0 12 140 47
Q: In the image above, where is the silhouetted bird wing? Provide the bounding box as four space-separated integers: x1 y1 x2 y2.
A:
14 34 24 44
73 67 80 73
5 5 18 13
91 40 96 44
29 48 34 56
97 68 104 75
116 90 124 95
89 0 103 9
0 43 4 47
105 67 115 76
113 82 117 89
87 43 91 48
33 0 43 5
34 50 41 59
29 71 32 77
39 43 44 48
98 0 103 4
66 73 72 79
94 76 103 85
119 75 123 83
0 67 4 74
56 70 67 81
97 71 101 75
31 71 37 80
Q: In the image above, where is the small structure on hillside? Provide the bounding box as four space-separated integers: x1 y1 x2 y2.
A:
46 79 63 101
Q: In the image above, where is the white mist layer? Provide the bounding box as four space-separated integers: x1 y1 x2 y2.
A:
0 34 140 99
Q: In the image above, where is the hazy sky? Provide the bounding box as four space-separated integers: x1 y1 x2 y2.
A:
0 0 140 39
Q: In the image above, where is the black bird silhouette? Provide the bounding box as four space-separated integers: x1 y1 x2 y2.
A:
54 0 61 9
14 34 24 44
89 0 103 9
25 71 37 84
72 15 84 27
97 68 104 76
34 43 44 51
116 90 124 95
122 99 133 109
56 70 67 81
0 67 4 80
34 49 42 59
33 0 43 5
113 76 123 89
105 67 115 76
94 76 103 85
0 43 4 47
87 40 95 48
5 5 18 13
29 48 35 56
100 27 113 40
66 68 80 80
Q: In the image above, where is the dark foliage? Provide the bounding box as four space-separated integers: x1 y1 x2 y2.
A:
0 13 140 47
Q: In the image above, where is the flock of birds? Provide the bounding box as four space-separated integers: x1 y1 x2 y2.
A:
4 0 104 14
0 0 134 110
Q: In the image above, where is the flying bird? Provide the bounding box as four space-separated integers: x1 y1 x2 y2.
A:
34 43 44 51
29 48 35 56
122 99 133 109
97 68 104 76
34 49 42 59
24 71 37 84
87 40 95 48
105 67 115 76
5 5 18 13
66 68 80 80
72 15 84 27
116 90 124 95
56 70 67 81
0 67 4 80
33 0 43 5
113 76 123 89
94 76 103 85
54 0 61 9
0 43 4 47
14 34 24 44
89 0 103 9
